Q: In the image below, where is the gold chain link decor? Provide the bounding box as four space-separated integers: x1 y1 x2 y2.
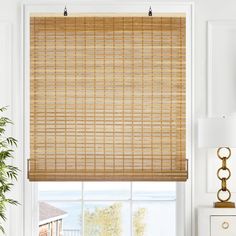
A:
215 147 235 208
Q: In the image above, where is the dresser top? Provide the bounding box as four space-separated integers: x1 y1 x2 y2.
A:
198 206 236 215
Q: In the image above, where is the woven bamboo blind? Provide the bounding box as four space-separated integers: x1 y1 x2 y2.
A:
29 16 187 181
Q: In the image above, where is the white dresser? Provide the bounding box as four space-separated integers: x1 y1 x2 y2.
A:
198 207 236 236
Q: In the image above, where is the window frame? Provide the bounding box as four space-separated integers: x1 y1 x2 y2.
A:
22 2 194 236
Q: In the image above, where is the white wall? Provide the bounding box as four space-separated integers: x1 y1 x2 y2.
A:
194 0 236 205
194 1 236 235
0 1 23 235
1 0 236 235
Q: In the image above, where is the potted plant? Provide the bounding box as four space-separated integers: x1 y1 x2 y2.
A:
0 107 19 234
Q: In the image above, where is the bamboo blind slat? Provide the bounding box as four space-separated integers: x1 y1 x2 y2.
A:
29 16 187 181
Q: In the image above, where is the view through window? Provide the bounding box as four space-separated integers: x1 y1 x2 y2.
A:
38 182 176 236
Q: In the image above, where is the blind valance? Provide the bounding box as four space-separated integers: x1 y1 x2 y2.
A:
29 16 187 181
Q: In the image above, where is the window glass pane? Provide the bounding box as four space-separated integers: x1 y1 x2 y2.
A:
38 182 82 201
44 201 82 235
84 201 131 236
38 182 177 236
132 182 176 200
83 182 131 200
132 201 176 236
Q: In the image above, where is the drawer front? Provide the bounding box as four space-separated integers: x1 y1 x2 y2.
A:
211 216 236 236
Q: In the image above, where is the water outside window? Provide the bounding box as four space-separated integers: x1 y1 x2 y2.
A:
38 182 176 236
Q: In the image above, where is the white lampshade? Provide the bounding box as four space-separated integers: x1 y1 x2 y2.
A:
198 117 236 148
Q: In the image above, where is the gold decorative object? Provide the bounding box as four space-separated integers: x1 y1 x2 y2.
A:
199 117 236 208
215 147 235 208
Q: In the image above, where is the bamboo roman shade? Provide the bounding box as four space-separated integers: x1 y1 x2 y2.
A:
29 15 187 181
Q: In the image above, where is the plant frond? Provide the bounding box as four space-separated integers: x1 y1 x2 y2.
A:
0 107 7 113
6 137 17 147
0 105 19 234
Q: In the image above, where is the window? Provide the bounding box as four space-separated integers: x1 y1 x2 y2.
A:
23 4 193 236
39 182 176 236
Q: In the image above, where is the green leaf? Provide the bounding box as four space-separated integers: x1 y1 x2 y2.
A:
0 150 14 160
0 117 13 127
0 128 5 134
5 199 19 206
0 107 7 113
0 224 5 234
6 137 17 147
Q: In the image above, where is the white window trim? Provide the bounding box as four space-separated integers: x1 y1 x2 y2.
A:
21 2 194 236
